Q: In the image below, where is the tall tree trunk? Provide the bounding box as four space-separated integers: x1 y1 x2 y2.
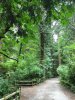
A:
58 34 61 65
0 40 3 62
39 23 46 79
39 23 45 65
39 0 53 78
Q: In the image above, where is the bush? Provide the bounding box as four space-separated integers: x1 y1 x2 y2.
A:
0 60 17 71
57 65 69 80
45 70 54 78
7 68 28 82
28 66 44 79
0 77 16 98
8 66 44 82
57 64 75 92
57 65 70 86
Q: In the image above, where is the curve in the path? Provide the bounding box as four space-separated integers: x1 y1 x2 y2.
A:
20 78 75 100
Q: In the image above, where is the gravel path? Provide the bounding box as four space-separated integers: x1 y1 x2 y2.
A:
20 78 75 100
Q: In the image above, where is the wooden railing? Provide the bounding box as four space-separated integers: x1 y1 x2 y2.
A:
16 80 38 86
0 90 20 100
0 79 41 100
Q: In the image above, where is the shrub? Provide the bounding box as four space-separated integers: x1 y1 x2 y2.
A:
8 66 44 82
57 64 75 92
57 65 69 80
0 77 16 98
28 66 44 79
0 60 17 71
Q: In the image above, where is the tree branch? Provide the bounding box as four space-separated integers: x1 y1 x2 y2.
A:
0 51 18 62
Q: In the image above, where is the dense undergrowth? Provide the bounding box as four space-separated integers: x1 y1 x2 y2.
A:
57 43 75 92
0 59 56 98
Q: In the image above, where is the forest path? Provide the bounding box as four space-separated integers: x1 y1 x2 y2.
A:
20 78 75 100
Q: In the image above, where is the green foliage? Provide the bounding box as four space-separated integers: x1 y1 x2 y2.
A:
57 64 75 92
0 0 75 97
57 65 69 82
0 77 9 97
0 77 16 98
29 66 44 79
52 1 75 25
57 43 75 92
0 60 17 70
8 66 44 82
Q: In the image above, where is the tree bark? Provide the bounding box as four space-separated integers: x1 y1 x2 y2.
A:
39 23 45 65
58 34 61 65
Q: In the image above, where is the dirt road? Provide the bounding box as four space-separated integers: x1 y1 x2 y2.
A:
20 78 75 100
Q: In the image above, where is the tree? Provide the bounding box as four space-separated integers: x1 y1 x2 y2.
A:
39 0 75 78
